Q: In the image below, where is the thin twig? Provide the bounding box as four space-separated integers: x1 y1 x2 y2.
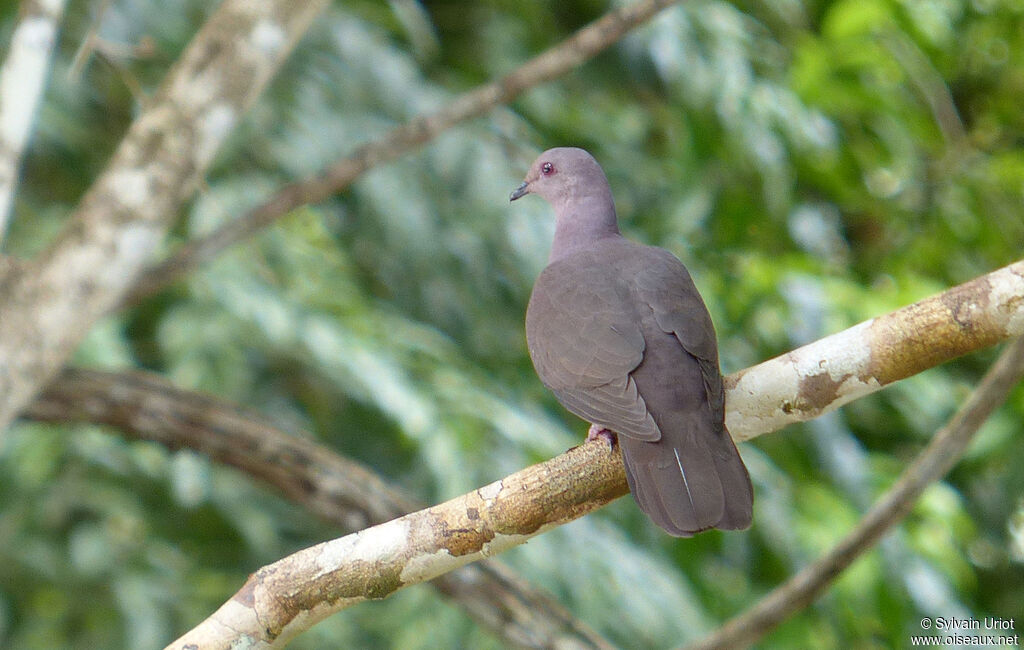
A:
121 0 684 307
68 0 112 80
880 31 966 147
685 336 1024 650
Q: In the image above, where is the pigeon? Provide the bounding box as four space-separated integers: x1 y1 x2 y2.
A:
510 147 752 536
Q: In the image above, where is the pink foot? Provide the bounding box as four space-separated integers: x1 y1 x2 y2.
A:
587 424 617 450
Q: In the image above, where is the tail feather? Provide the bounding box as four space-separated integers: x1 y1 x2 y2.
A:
621 425 751 536
711 433 754 530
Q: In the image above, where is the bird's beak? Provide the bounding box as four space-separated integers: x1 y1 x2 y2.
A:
509 181 530 202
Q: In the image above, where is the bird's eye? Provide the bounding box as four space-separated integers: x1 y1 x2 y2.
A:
541 162 554 175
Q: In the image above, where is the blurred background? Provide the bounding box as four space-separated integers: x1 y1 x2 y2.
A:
0 0 1022 647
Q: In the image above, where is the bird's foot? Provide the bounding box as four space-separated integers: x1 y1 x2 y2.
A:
587 424 617 450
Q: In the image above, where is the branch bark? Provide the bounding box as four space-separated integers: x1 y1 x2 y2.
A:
141 258 1021 647
726 259 1024 439
0 0 328 433
166 439 625 649
25 367 613 650
0 0 68 241
686 335 1024 650
121 0 684 308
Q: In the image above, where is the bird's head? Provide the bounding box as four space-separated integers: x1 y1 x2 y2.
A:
509 147 608 209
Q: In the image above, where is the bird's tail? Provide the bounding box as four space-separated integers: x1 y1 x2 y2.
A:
620 426 752 536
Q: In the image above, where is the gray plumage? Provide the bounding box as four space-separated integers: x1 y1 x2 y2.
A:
511 147 752 536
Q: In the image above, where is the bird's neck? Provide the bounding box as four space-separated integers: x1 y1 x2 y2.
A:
549 193 621 263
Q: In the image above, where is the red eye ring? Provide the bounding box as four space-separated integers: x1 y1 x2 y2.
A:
541 162 554 175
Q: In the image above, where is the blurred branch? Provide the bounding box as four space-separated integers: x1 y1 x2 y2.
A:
121 0 684 308
29 368 413 525
725 259 1024 440
0 0 329 433
0 0 68 242
687 335 1024 650
110 258 1015 648
69 0 157 105
67 0 109 79
24 368 614 650
880 31 966 148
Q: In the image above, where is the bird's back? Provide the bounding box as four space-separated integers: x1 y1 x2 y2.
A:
526 237 752 535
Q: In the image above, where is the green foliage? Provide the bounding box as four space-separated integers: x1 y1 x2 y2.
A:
1 0 1022 648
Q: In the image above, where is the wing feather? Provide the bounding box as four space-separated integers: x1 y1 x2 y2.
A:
526 257 660 442
634 247 725 413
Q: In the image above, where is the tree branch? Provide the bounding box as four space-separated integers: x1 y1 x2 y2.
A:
166 438 624 649
148 258 1022 647
25 367 614 650
726 259 1024 440
0 0 68 241
15 258 1019 647
686 335 1024 650
0 0 328 433
120 0 684 308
